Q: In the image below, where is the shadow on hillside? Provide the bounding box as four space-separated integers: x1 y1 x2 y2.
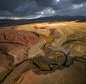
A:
0 20 78 27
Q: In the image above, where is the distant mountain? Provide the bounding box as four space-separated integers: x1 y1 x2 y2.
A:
0 15 86 27
34 15 86 21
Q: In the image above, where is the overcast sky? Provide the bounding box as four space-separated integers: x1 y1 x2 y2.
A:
0 0 86 19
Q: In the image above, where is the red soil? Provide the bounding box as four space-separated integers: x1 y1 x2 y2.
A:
0 29 40 47
49 29 56 36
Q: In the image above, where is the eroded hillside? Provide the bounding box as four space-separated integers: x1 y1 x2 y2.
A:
0 21 86 84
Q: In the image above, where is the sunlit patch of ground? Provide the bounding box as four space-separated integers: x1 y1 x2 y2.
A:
0 21 86 84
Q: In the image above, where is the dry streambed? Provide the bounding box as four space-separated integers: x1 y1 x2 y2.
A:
0 21 86 84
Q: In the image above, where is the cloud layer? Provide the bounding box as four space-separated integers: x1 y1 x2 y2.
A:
0 0 86 19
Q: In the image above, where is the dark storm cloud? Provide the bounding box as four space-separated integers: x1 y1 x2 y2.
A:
13 1 38 16
71 0 86 4
0 0 86 19
0 0 29 10
35 0 53 6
